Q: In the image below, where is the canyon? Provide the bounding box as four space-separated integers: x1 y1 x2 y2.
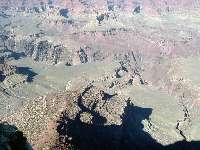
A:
0 0 200 149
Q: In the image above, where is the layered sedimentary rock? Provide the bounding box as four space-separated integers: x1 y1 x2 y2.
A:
24 40 64 65
0 64 16 81
1 0 200 150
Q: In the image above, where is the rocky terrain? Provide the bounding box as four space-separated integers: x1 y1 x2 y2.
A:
1 0 200 150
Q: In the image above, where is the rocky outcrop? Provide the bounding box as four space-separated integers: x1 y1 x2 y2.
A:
24 41 106 66
114 51 146 85
72 46 107 65
1 0 199 16
0 63 16 81
0 30 16 51
0 63 37 84
54 84 190 150
52 84 200 150
78 47 88 64
72 47 91 65
24 40 64 65
1 1 200 149
0 29 25 62
54 85 130 149
59 8 69 18
96 14 105 24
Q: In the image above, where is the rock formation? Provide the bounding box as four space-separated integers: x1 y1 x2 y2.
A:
24 40 64 65
1 0 200 149
0 64 16 81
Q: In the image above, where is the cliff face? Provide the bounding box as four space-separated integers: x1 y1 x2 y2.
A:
1 0 200 149
1 0 199 15
24 40 64 65
0 63 16 76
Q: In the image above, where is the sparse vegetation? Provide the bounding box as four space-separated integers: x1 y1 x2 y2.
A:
96 14 105 24
1 1 200 149
59 8 69 18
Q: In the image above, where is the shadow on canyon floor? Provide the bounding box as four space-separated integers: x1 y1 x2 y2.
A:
1 98 200 150
16 67 38 82
0 72 6 82
0 122 31 150
56 99 200 150
4 49 26 60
